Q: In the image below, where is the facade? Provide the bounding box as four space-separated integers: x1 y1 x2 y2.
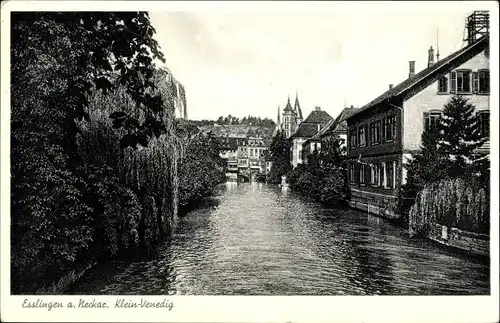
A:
346 33 490 218
290 106 333 167
218 135 247 181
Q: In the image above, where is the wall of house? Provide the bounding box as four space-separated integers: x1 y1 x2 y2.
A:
291 138 306 167
346 107 403 159
403 50 490 151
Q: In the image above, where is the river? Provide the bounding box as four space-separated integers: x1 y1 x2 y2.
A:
67 182 489 295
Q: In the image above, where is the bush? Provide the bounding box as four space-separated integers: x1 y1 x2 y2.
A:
408 177 489 236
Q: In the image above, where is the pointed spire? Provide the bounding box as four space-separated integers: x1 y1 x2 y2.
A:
277 105 281 127
284 94 293 112
294 90 303 120
436 28 440 61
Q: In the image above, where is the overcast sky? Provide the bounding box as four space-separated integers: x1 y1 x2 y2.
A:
149 4 486 121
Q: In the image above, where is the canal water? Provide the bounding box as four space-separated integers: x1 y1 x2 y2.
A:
68 182 489 295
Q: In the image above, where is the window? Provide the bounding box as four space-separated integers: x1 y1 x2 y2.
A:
359 164 366 184
438 76 448 93
358 125 367 147
424 112 442 132
349 129 358 149
384 115 396 141
370 164 380 186
477 112 490 138
370 121 381 144
451 70 471 93
349 164 356 183
385 161 394 189
477 70 490 94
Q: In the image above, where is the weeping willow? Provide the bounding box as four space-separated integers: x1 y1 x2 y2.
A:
408 177 489 237
76 69 184 252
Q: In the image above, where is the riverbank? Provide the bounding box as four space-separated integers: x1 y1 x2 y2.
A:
349 199 490 258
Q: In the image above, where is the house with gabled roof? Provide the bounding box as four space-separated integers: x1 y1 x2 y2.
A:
290 106 333 167
302 106 358 164
345 21 489 218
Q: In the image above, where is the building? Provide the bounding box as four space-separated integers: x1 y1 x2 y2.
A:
218 135 246 181
236 135 271 181
320 106 358 150
345 15 489 218
290 106 333 168
281 93 303 138
302 105 359 164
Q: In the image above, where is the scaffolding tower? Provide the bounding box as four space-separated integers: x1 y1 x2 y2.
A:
464 11 489 45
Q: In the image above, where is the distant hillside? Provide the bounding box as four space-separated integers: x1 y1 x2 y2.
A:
192 115 275 128
200 124 274 139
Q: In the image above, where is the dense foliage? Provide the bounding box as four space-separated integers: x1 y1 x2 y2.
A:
10 12 214 294
403 95 490 234
405 95 488 192
287 136 350 206
177 131 225 208
409 178 489 235
267 130 292 184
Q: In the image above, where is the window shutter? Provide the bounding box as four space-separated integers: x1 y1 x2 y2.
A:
450 71 457 93
423 112 429 131
473 71 479 93
381 118 386 140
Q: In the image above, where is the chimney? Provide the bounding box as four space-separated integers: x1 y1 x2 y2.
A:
389 84 393 89
315 106 321 111
408 61 415 78
428 46 435 67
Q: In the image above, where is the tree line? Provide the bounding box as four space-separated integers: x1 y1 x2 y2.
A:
193 115 276 128
11 12 224 294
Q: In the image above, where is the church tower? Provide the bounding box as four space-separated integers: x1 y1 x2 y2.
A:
282 95 296 138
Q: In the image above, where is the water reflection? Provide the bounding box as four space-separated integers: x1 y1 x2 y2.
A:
68 183 489 295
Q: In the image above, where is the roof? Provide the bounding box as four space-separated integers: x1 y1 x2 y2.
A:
348 36 489 119
302 109 333 124
283 98 294 112
291 123 324 139
323 107 358 135
290 109 333 139
304 107 358 144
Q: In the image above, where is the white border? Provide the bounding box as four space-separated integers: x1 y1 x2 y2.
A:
1 1 499 322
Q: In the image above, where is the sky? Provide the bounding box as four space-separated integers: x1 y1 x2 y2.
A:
149 4 485 122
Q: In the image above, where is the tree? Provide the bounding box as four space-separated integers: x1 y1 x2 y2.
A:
437 95 486 177
267 130 292 184
405 123 450 190
10 12 174 293
12 12 168 151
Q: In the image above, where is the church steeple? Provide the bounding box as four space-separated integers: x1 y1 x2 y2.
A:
283 94 293 112
294 91 303 121
277 106 281 128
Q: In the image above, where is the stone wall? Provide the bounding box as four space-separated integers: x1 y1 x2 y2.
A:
427 223 489 257
349 188 400 220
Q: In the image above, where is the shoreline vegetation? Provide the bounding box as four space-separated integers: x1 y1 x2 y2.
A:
11 12 224 295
